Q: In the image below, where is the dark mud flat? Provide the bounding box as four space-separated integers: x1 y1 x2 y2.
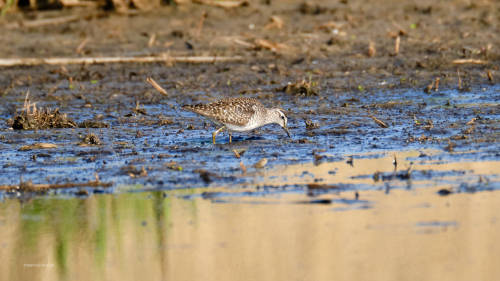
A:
0 61 498 195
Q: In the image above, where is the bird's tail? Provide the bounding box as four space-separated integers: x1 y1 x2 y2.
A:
181 104 210 114
181 104 194 111
181 104 199 112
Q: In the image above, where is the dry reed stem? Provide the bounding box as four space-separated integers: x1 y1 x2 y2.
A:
487 70 493 82
233 149 241 158
0 55 244 66
369 115 389 128
457 69 462 90
76 37 89 54
232 38 255 48
146 77 168 96
452 59 487 64
394 36 400 55
147 33 156 47
434 77 440 92
255 39 290 53
264 15 284 30
466 118 476 126
239 162 247 174
19 143 58 150
192 0 247 8
367 41 376 57
195 11 207 37
5 14 82 29
59 0 99 7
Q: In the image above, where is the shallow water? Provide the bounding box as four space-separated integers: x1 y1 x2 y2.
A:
2 180 500 281
1 147 500 280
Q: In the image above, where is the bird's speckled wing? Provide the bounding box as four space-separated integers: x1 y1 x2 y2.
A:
182 97 262 126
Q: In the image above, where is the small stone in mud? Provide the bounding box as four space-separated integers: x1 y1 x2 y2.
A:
79 120 109 128
200 172 211 184
171 30 184 38
298 2 327 15
232 149 246 158
305 119 319 130
444 141 455 152
437 188 453 196
307 183 339 190
194 169 218 184
132 107 147 116
283 80 319 96
158 118 174 126
165 162 183 171
81 133 102 146
75 189 89 196
307 199 332 204
121 165 148 177
346 156 353 166
313 153 324 162
254 158 268 169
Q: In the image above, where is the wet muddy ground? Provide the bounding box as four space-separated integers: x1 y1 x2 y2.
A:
0 0 499 280
1 0 499 195
0 62 498 194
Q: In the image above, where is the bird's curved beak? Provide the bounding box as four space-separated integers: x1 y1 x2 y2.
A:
283 126 291 138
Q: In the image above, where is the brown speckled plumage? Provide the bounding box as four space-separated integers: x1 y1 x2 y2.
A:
182 97 290 143
182 97 264 127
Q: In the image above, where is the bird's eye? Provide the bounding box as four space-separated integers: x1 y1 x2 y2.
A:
281 115 285 120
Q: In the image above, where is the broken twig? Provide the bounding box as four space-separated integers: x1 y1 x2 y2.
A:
192 0 247 8
0 55 244 67
394 36 400 55
369 115 389 128
5 15 82 29
146 77 168 96
452 59 487 65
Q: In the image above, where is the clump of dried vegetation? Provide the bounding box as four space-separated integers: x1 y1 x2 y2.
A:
80 133 102 145
282 77 319 96
11 91 77 130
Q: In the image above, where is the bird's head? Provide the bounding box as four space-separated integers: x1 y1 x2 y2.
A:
271 108 291 138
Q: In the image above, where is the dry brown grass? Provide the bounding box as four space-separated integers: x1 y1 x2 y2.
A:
11 91 77 130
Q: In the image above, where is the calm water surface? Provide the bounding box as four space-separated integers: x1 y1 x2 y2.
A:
1 151 499 281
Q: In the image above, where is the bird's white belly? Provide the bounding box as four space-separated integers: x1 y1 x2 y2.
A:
225 118 264 132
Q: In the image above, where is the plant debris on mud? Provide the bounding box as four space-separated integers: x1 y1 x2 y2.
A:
12 107 76 130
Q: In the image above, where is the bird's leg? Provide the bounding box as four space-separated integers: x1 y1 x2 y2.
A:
229 132 232 144
212 126 225 144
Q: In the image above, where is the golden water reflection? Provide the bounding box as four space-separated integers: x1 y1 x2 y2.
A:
1 150 499 281
257 150 498 188
2 189 500 281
